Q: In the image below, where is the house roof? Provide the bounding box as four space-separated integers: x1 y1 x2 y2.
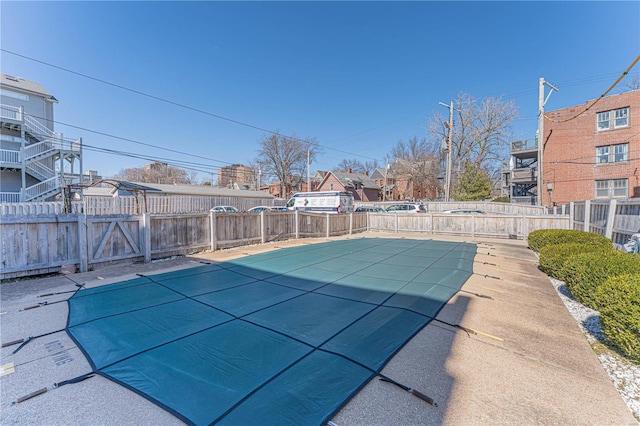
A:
326 171 380 190
0 73 54 99
370 167 394 180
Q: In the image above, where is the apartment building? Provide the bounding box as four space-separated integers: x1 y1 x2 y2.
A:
542 89 639 207
0 74 83 202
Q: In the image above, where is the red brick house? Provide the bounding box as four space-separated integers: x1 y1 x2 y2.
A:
316 170 381 202
543 89 640 206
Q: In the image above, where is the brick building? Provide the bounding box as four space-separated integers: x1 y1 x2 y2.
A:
542 89 639 207
217 164 254 188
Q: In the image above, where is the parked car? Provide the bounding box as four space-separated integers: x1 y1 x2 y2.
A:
355 206 385 213
211 206 239 213
246 206 290 213
385 203 427 213
442 208 486 214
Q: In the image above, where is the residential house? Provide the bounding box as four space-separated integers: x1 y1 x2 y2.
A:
316 170 380 202
542 89 639 206
0 74 83 202
389 158 438 201
370 167 395 201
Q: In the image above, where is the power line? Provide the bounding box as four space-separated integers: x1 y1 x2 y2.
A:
544 54 640 124
1 49 382 162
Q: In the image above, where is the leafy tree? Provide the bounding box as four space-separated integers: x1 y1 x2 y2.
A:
114 161 197 184
256 132 319 198
452 163 493 201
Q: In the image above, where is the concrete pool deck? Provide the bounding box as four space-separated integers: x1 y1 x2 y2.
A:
1 232 636 425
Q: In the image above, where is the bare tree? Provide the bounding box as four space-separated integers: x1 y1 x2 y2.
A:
256 133 319 198
428 93 518 180
114 161 197 184
334 158 366 173
389 137 440 200
334 158 381 175
623 74 640 91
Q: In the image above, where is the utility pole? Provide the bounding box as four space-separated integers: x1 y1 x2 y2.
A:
537 78 559 206
307 150 311 191
383 157 389 201
439 101 454 202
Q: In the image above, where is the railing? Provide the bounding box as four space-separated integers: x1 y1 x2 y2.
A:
511 168 537 182
0 104 22 121
23 112 57 139
26 161 56 182
510 139 538 153
24 138 57 160
0 148 20 164
24 175 61 201
0 192 21 203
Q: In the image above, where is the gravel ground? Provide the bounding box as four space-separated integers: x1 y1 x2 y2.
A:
550 277 640 421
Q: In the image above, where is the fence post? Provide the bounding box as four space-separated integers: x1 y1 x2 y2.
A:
605 198 617 240
77 214 88 272
349 213 353 235
395 213 399 233
295 210 300 239
261 211 266 244
210 211 217 251
569 202 574 230
583 200 591 232
326 214 330 238
143 213 151 262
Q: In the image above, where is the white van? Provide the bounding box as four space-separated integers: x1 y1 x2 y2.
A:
286 191 354 214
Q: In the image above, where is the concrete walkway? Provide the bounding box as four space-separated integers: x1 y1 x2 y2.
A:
1 232 636 425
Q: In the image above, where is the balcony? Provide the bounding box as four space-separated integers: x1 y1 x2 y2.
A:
511 167 537 183
510 139 538 160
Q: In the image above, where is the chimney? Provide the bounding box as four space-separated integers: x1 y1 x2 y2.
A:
348 168 352 173
364 171 369 176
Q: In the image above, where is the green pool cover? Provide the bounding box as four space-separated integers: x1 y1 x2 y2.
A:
66 238 476 425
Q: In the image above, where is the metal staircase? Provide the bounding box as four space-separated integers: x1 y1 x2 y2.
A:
0 105 82 202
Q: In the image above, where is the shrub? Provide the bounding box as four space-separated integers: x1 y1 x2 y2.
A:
595 273 640 362
561 250 640 310
539 243 613 280
528 229 611 253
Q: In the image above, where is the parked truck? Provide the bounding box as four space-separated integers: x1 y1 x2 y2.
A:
286 191 354 213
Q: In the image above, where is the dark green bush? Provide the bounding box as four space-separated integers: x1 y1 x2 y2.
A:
561 250 640 310
528 229 611 253
539 243 613 280
595 273 640 362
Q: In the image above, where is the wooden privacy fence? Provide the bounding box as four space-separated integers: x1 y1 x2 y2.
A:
0 195 283 216
366 213 569 239
1 211 368 280
562 199 640 249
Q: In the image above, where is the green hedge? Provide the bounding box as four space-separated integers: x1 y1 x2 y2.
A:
561 250 640 310
595 273 640 362
539 243 613 280
528 229 611 253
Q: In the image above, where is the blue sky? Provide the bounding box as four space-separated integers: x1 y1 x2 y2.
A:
2 1 639 182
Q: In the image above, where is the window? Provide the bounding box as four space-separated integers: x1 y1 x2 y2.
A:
597 107 629 131
597 111 610 131
614 143 628 162
615 108 629 127
596 143 628 163
595 179 628 199
0 88 29 101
